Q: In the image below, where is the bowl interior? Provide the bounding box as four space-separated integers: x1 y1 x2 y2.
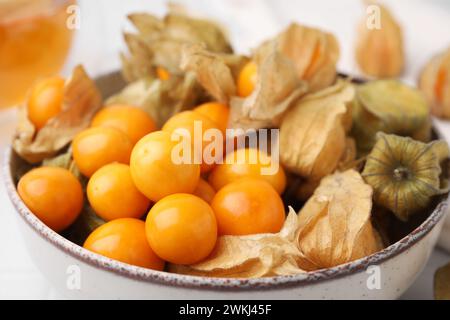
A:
4 71 449 290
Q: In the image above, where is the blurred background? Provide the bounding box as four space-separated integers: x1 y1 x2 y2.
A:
0 0 449 299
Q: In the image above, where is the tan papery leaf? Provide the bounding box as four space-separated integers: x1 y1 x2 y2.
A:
256 23 339 92
419 47 450 119
229 46 308 130
280 80 354 180
180 44 248 104
12 66 102 163
296 170 384 270
122 10 232 82
355 2 404 78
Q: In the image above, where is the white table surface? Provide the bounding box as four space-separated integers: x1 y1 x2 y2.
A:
0 0 450 299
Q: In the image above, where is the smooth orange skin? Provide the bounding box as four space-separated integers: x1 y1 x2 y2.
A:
146 194 217 265
193 178 216 204
211 178 285 236
130 131 200 202
162 111 223 173
84 218 165 270
237 61 257 98
72 127 133 177
27 76 65 130
156 67 170 81
91 105 157 145
87 163 150 221
194 102 230 134
208 148 287 194
18 167 83 232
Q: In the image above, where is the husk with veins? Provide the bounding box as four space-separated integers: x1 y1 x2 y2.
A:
419 47 450 119
362 133 449 221
228 46 308 130
106 72 200 128
180 43 308 130
355 3 404 78
279 80 355 181
180 44 248 104
296 137 358 201
170 207 310 278
296 170 384 270
352 80 430 153
12 66 102 164
255 23 339 92
121 10 232 82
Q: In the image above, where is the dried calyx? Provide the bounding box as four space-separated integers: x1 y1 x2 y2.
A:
355 2 404 78
117 8 241 128
419 47 450 119
180 43 248 105
180 43 308 130
296 170 383 270
280 80 354 184
121 9 232 82
352 80 431 153
228 46 308 130
12 66 102 163
256 23 340 92
362 133 449 221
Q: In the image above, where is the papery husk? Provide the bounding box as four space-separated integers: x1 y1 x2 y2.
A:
362 133 449 221
279 80 355 181
256 23 339 92
296 137 358 201
419 47 450 118
169 208 310 278
434 262 450 300
180 44 248 104
12 66 102 164
228 45 308 130
338 137 358 170
122 10 232 82
355 2 404 78
106 73 200 128
296 170 384 270
411 116 432 143
352 80 430 153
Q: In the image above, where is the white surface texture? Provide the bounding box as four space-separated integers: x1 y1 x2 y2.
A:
0 0 450 299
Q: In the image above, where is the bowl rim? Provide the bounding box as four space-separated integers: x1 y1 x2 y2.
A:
3 144 449 291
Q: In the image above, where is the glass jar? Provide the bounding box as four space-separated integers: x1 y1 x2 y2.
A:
0 0 75 108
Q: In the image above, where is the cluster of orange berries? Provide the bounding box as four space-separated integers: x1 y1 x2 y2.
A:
18 64 276 270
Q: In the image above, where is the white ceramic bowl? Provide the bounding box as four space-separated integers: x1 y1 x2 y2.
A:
3 72 449 299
